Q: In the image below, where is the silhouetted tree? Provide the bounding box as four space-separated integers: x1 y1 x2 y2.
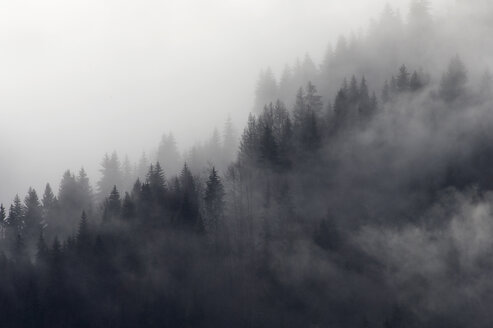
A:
98 152 122 198
439 56 468 103
204 167 225 236
396 65 410 92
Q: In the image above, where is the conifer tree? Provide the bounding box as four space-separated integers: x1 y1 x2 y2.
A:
103 186 121 222
305 81 323 114
396 65 410 92
204 167 225 234
97 152 122 199
24 188 43 248
0 204 5 239
76 167 93 214
122 192 136 221
8 195 24 237
439 56 468 103
36 232 48 264
157 133 182 176
76 211 91 255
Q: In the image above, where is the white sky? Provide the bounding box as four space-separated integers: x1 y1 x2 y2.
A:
0 0 453 204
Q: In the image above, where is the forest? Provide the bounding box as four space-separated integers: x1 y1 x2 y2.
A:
1 1 493 327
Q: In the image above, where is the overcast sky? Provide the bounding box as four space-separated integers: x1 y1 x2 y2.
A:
0 0 453 204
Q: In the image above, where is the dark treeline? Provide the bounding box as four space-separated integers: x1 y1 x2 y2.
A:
2 1 493 327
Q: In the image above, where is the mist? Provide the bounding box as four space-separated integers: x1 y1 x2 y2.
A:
1 0 493 327
0 0 452 204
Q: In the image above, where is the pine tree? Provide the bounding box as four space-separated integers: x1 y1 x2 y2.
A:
396 65 410 92
439 56 468 103
148 162 166 197
382 80 390 103
333 81 349 131
121 192 136 221
222 116 238 166
137 152 150 181
359 76 371 118
8 195 24 236
409 0 432 28
122 155 135 193
103 186 121 222
36 232 48 264
278 65 293 103
204 167 225 234
348 75 359 101
76 211 91 255
259 116 278 166
179 164 202 231
24 188 43 249
305 81 323 114
76 167 93 214
0 204 5 240
254 67 278 112
293 87 306 129
58 170 77 209
480 69 493 100
157 133 182 176
97 152 122 199
239 114 259 164
13 234 28 264
410 71 423 91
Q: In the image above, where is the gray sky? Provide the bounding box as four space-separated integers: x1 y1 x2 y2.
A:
0 0 452 204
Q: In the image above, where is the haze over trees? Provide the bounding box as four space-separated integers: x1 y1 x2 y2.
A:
1 1 493 327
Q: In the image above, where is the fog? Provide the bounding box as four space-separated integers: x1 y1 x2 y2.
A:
0 0 452 204
3 1 493 327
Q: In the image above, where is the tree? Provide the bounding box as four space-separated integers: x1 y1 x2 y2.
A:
122 155 135 193
76 211 91 255
204 167 225 235
42 183 58 218
8 195 24 237
259 110 278 167
396 65 410 92
13 234 28 264
36 232 48 264
97 152 122 199
239 114 259 165
222 116 238 166
137 152 150 181
76 167 93 214
121 192 136 221
480 69 493 99
348 75 359 101
293 87 306 129
58 170 77 209
305 81 323 114
0 204 6 240
333 81 349 131
409 0 432 28
24 188 43 250
410 71 423 91
147 162 167 198
439 56 468 103
382 80 390 103
103 186 121 222
358 77 372 118
157 133 182 176
178 164 202 232
254 68 278 112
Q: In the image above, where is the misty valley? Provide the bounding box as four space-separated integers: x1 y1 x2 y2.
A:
1 1 493 327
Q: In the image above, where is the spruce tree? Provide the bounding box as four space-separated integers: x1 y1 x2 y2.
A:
8 195 24 237
396 65 410 92
24 188 43 249
439 56 468 103
204 167 225 234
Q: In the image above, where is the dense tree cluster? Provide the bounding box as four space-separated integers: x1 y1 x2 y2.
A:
1 1 493 327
